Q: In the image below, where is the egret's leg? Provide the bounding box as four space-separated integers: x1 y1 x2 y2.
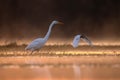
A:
30 48 34 55
24 50 28 55
30 51 34 55
36 49 39 53
24 49 30 56
30 48 35 55
33 50 39 55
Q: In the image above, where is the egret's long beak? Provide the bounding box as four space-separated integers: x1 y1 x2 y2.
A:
58 22 64 24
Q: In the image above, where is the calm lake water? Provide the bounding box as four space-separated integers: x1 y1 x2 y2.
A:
0 45 120 80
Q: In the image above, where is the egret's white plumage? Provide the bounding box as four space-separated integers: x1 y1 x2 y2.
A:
25 20 63 53
72 34 92 48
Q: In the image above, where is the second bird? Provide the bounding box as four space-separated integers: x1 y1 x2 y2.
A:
72 34 92 48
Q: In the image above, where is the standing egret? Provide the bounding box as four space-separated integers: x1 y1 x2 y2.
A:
72 34 92 48
25 20 63 53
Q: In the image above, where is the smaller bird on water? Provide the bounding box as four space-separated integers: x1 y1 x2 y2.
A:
72 34 92 48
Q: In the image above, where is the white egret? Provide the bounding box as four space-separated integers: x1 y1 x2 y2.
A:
25 20 63 53
72 34 92 48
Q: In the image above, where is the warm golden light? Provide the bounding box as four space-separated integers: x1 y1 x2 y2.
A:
0 39 120 46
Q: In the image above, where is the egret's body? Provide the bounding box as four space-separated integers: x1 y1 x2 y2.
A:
25 20 63 53
72 34 92 48
25 38 45 51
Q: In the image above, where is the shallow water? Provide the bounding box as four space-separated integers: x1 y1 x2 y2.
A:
1 64 120 80
0 45 120 80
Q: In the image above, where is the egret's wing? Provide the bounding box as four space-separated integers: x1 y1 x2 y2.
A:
72 35 80 48
81 35 92 46
25 38 42 50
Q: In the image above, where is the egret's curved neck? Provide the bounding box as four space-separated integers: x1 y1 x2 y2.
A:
44 22 55 41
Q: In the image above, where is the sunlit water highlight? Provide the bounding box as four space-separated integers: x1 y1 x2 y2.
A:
0 45 120 80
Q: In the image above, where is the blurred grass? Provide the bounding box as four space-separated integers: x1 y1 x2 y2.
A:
0 44 120 57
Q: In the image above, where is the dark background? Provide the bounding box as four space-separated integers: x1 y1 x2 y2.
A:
0 0 120 41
